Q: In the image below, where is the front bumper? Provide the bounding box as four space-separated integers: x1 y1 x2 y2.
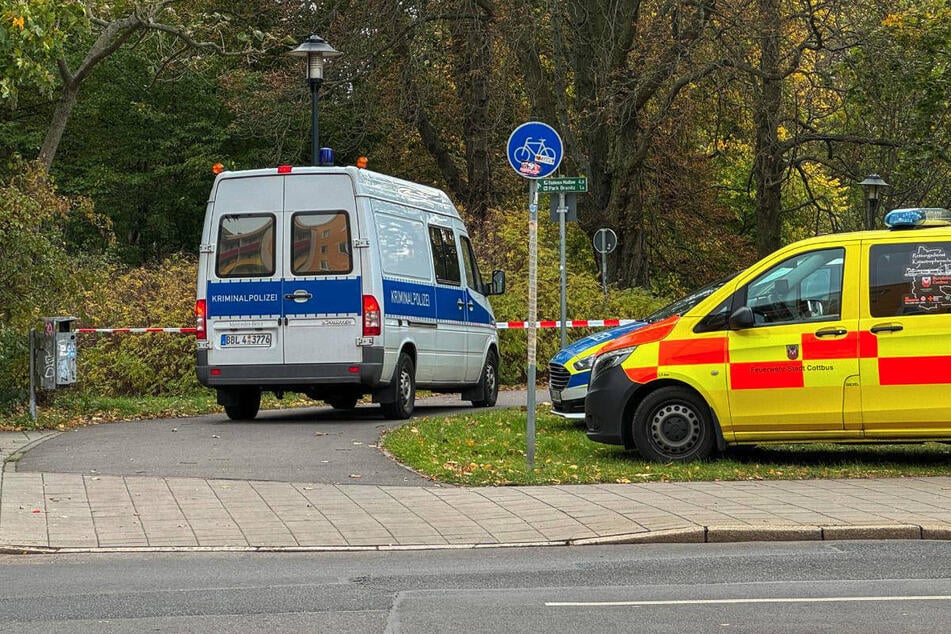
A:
585 364 641 446
549 383 587 419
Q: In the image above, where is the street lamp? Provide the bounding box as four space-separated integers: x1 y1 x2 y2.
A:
288 35 343 166
859 173 889 230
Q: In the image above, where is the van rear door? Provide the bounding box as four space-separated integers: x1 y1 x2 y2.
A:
281 174 362 366
206 176 285 367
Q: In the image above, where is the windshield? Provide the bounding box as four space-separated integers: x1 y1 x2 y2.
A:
645 274 736 323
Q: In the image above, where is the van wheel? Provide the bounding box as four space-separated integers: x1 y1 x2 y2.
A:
381 352 415 420
631 387 715 462
471 351 499 408
327 395 359 410
224 389 261 421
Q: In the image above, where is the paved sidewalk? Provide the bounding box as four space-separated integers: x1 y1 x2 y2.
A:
2 431 950 552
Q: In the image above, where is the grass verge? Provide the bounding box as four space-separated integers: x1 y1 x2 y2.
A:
383 406 951 485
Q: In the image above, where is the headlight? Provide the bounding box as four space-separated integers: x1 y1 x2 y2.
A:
572 355 594 371
590 346 636 382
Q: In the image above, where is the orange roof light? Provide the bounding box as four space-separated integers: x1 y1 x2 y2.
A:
356 156 368 169
212 162 224 175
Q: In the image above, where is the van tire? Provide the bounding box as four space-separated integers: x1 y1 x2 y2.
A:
381 352 415 420
471 351 499 408
224 389 261 421
631 387 715 462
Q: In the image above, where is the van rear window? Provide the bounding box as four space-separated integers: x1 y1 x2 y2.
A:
292 211 352 275
216 214 275 278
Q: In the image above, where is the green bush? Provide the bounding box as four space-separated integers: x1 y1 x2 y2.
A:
0 161 106 413
75 254 200 396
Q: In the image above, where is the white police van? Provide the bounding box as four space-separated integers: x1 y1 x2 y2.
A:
195 164 505 420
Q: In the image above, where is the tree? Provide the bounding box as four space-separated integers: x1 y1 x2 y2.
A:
0 0 85 106
25 0 270 171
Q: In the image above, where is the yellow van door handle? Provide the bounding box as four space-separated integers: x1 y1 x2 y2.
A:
814 328 847 338
870 324 903 334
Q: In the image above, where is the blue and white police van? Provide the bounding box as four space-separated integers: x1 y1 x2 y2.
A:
195 164 505 420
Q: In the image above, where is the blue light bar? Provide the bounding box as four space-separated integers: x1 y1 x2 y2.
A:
884 208 951 229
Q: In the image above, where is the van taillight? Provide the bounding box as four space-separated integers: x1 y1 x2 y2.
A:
195 299 207 340
363 295 381 337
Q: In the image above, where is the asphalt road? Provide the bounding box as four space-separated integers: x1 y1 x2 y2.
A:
1 541 949 633
15 388 550 485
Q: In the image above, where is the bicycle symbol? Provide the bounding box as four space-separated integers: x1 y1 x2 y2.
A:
513 137 557 166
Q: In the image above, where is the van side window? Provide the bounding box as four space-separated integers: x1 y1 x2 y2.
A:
375 212 431 280
291 212 352 276
870 242 951 316
216 214 275 278
429 226 461 286
460 236 483 293
744 248 843 325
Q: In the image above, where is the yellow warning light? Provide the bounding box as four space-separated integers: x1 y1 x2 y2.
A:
212 162 225 175
356 157 368 169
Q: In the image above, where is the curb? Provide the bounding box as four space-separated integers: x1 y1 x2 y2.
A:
3 524 948 555
1 431 60 474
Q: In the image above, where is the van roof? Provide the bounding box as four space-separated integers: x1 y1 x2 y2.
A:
215 166 460 218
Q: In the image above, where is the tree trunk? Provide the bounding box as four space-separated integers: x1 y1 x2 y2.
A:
37 79 81 172
752 0 784 257
449 0 494 223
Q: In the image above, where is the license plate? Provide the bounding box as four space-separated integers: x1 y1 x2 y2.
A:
551 390 562 403
221 333 272 347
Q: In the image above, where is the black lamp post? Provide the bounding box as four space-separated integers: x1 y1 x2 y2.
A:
859 174 889 230
289 35 342 165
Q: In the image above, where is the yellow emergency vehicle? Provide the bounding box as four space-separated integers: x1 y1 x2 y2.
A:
585 208 951 461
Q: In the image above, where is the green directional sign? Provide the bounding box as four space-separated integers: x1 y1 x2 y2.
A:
537 176 588 193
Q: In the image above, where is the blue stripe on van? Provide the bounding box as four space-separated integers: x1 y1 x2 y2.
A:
283 278 361 315
207 280 282 317
466 290 495 326
207 278 361 317
382 278 437 320
382 279 496 325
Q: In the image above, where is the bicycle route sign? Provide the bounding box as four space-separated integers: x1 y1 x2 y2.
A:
506 121 563 179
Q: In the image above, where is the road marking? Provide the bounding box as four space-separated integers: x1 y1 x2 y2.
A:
547 595 951 607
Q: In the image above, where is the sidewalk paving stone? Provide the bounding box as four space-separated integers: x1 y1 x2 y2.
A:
2 431 950 550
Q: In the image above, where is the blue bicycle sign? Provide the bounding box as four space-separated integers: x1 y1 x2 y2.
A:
506 121 563 179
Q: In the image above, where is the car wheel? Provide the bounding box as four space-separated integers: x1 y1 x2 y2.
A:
381 352 415 420
471 351 499 408
224 389 261 421
631 386 715 462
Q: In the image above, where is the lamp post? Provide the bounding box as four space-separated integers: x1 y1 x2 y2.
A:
859 174 889 230
289 35 342 166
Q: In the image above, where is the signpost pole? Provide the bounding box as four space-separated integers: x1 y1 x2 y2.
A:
526 179 539 470
558 192 567 349
601 244 608 300
28 328 36 422
506 121 565 473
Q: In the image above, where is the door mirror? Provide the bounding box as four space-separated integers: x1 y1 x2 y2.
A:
486 270 506 296
729 306 755 330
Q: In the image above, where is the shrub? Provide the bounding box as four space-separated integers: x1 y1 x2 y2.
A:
75 254 200 396
0 161 104 412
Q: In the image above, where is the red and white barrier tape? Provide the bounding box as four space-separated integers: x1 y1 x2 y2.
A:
76 320 638 334
495 319 639 330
